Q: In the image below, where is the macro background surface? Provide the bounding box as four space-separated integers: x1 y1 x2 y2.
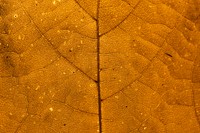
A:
0 0 200 132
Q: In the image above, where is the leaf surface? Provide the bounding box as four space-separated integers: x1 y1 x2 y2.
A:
0 0 200 133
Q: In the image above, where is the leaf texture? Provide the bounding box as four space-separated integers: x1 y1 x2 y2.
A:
0 0 200 133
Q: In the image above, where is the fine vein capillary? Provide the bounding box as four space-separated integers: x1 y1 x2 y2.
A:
0 0 200 133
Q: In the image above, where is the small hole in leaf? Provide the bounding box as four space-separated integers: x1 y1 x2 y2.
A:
125 106 128 108
63 124 66 126
13 14 18 18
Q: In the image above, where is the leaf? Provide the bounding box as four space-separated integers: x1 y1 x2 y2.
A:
0 0 200 133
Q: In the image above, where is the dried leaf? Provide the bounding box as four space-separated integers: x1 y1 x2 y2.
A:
0 0 200 132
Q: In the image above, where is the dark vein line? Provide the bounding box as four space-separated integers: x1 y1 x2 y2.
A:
61 29 97 39
101 47 162 101
97 0 102 132
18 56 60 77
99 9 133 37
99 0 141 37
21 7 96 83
120 0 131 6
158 0 198 23
14 115 29 133
65 103 98 115
42 9 96 39
74 0 97 21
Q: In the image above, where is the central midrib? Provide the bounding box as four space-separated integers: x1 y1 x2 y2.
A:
96 0 102 132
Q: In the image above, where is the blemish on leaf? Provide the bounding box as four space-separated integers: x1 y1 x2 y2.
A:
165 53 173 57
49 107 54 111
13 14 18 18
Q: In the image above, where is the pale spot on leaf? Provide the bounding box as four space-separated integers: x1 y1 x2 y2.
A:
52 0 56 5
35 85 40 90
49 107 54 111
18 35 21 40
114 95 119 99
